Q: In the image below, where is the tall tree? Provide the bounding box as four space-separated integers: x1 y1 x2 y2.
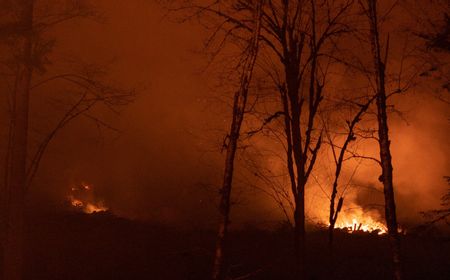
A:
3 2 34 279
175 1 353 275
259 2 353 274
212 2 263 279
364 0 402 279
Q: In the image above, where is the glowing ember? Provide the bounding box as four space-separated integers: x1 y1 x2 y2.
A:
67 183 108 214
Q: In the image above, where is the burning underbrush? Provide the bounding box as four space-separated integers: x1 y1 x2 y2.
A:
315 204 396 235
333 207 388 235
66 183 108 214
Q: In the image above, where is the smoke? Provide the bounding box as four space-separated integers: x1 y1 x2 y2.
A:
0 0 448 229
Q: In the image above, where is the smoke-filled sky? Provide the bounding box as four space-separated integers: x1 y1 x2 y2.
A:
21 0 227 226
1 0 449 228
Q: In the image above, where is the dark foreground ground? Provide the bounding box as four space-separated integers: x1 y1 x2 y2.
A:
7 211 450 280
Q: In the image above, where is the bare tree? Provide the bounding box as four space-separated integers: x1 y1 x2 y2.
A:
326 95 375 249
413 0 450 101
212 2 263 279
254 2 353 275
172 1 354 275
363 0 402 279
26 71 134 188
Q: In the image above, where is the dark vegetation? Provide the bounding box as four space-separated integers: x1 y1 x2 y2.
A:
17 211 450 280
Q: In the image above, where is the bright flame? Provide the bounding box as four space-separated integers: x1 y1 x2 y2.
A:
69 195 108 214
83 202 107 214
332 207 387 235
67 183 108 214
334 216 387 235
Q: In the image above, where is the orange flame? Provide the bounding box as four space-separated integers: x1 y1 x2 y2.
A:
67 183 108 214
69 195 108 213
332 207 388 235
334 217 387 235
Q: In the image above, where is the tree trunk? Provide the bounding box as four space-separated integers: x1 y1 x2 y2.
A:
366 1 402 279
329 196 343 248
4 1 34 279
293 185 305 278
211 2 262 279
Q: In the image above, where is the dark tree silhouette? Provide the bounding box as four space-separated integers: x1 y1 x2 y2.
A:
172 1 354 276
327 95 375 249
212 2 263 279
420 13 450 52
364 0 402 279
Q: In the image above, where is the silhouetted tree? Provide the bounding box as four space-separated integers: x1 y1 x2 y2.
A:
364 0 402 279
419 11 450 52
2 2 34 279
412 0 450 99
212 2 263 279
173 1 354 276
326 95 375 249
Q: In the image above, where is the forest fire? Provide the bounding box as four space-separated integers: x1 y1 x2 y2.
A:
67 183 108 214
331 208 388 235
334 216 387 235
0 0 448 279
